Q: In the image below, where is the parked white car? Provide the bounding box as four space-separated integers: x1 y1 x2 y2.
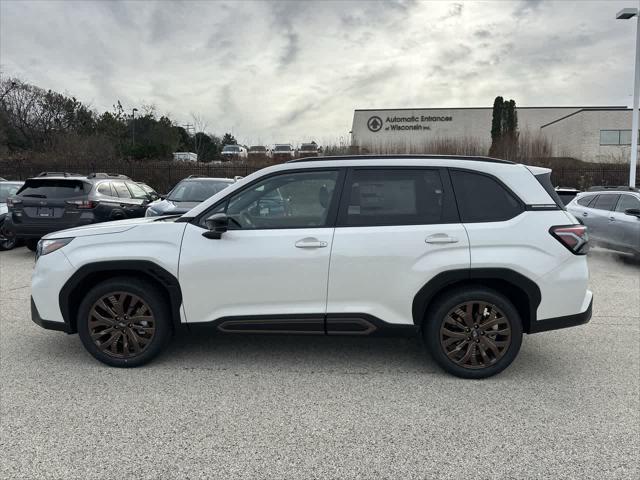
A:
221 145 248 160
271 144 295 161
30 155 592 378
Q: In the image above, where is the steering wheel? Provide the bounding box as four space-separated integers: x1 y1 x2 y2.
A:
239 212 255 228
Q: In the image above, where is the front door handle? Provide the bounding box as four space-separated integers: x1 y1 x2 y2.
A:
295 237 328 248
425 233 459 244
582 212 588 217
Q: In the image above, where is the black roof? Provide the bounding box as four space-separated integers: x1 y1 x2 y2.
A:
287 154 515 165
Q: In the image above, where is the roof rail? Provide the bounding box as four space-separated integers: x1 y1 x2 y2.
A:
87 172 131 179
37 171 83 177
286 154 515 164
587 185 639 192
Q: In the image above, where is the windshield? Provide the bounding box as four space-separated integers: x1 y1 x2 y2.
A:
0 183 22 203
167 180 231 202
301 144 317 150
249 146 266 152
222 146 240 152
275 145 291 151
17 179 88 199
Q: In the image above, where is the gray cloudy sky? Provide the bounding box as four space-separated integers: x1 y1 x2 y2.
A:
0 0 636 145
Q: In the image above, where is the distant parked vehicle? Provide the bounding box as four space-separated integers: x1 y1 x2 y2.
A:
145 177 235 217
272 144 295 161
298 142 320 157
4 172 154 251
248 145 271 159
0 180 24 250
221 145 248 161
137 182 161 202
173 152 198 162
555 187 580 206
566 186 640 258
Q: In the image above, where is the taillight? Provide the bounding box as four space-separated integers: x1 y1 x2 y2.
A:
65 200 98 209
6 198 22 208
550 225 589 255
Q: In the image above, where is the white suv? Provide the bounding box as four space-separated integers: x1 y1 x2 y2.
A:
30 156 592 378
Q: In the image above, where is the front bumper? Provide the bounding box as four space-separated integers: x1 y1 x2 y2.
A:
528 295 593 333
31 297 72 333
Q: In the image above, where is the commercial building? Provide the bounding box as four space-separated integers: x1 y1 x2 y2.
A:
351 106 634 163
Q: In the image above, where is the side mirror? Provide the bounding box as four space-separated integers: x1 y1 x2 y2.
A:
624 208 640 218
203 213 229 239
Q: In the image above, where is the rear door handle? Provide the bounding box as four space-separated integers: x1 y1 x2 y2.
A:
295 237 328 248
582 212 588 217
425 233 459 244
609 216 615 221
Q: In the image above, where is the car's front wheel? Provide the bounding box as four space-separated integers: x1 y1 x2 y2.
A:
77 277 172 367
423 287 523 379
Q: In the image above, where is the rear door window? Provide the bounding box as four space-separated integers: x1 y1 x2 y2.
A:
338 169 456 226
17 179 88 199
112 181 132 199
450 170 523 222
592 194 619 211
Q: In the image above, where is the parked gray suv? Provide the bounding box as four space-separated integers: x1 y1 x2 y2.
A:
566 187 640 258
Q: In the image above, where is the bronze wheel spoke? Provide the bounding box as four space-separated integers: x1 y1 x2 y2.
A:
89 291 155 359
440 300 511 370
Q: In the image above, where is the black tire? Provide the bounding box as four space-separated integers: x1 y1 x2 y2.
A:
422 286 523 379
77 277 172 367
0 236 17 251
25 239 38 252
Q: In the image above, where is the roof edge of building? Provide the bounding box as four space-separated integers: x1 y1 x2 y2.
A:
354 106 629 112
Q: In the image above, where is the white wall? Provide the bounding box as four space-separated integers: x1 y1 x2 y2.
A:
541 109 634 163
351 107 584 152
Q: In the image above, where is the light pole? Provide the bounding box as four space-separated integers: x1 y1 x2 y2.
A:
132 108 138 147
617 7 640 188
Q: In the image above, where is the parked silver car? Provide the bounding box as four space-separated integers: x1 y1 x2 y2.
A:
566 187 640 258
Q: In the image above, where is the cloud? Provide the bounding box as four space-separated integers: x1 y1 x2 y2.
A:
0 0 636 144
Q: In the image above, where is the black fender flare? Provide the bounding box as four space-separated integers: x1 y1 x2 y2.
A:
59 260 183 333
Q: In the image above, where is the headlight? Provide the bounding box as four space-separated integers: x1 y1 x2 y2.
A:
37 237 74 257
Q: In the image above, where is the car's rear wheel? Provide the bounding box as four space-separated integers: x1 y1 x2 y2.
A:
423 287 523 379
0 235 17 251
77 278 172 367
25 239 38 252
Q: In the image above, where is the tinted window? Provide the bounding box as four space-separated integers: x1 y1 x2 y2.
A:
222 170 339 229
450 170 523 222
17 179 88 199
112 181 132 199
127 182 148 199
577 195 595 207
97 182 113 196
341 169 449 226
592 194 619 211
615 194 640 212
168 180 231 202
0 183 22 202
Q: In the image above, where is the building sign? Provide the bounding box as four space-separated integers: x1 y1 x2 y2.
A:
367 114 453 132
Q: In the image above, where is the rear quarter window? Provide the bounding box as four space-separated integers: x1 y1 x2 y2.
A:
450 170 523 223
576 195 594 207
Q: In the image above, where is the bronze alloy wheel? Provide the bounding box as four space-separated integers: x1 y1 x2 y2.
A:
88 292 156 359
439 301 512 370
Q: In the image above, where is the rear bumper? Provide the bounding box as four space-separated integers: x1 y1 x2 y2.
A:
31 297 72 333
529 294 593 333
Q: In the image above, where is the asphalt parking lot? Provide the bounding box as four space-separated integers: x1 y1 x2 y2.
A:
0 247 638 479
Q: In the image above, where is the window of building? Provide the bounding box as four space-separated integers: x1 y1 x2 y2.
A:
600 130 640 145
450 170 523 222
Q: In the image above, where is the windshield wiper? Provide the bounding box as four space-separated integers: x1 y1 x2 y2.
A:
22 194 47 198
